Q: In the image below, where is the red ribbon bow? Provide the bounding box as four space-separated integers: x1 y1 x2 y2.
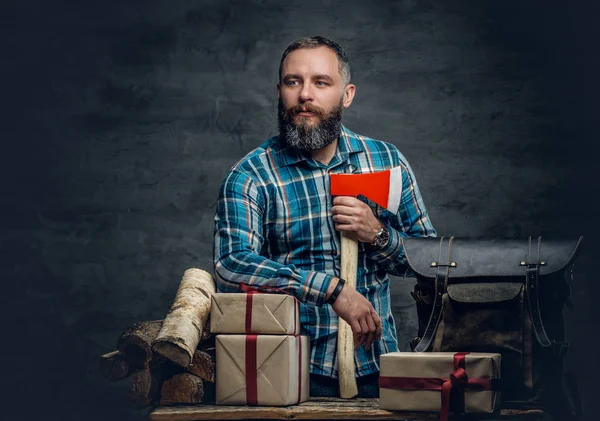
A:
379 352 499 421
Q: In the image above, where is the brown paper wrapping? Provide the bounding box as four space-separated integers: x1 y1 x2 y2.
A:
210 293 299 335
216 334 310 406
379 352 501 413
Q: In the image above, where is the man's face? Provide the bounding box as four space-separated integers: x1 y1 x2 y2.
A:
277 46 355 151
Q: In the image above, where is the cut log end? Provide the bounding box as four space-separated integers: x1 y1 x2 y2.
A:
152 269 215 368
118 320 163 369
159 373 205 405
152 340 191 368
126 366 162 409
187 349 216 383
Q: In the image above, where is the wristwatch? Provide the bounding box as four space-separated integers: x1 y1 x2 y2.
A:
372 226 390 248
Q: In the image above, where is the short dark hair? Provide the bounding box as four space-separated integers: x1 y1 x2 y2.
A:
278 36 351 85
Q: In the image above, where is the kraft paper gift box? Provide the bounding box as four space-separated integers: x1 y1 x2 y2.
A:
216 334 310 406
210 292 300 335
379 352 501 418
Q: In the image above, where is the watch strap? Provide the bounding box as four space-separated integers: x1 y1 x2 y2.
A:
326 278 345 305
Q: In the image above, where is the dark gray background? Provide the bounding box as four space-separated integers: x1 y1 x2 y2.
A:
1 1 598 420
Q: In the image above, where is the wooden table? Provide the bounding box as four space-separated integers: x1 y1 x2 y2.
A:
149 397 546 421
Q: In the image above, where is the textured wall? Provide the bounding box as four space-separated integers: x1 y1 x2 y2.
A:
2 1 598 420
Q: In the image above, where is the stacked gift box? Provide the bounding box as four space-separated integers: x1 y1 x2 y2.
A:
208 285 502 418
210 288 310 406
378 351 502 421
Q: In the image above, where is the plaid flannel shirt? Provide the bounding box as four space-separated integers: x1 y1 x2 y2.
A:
213 125 437 378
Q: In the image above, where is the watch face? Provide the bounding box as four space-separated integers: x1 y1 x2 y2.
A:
376 228 389 247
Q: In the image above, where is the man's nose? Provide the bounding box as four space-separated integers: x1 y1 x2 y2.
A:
298 83 314 102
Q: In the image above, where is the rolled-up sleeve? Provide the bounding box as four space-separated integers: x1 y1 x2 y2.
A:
213 169 334 306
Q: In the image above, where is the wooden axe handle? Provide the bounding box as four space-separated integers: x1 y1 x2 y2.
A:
337 232 359 398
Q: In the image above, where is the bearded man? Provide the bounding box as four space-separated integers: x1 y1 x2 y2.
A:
213 36 436 398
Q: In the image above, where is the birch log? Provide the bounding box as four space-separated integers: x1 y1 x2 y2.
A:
152 268 216 367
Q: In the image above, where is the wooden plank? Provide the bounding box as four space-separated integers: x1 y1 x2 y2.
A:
149 398 545 421
290 406 437 420
150 405 290 421
290 398 431 420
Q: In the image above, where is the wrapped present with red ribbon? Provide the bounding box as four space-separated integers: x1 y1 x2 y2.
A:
215 334 310 406
210 284 300 335
379 352 501 421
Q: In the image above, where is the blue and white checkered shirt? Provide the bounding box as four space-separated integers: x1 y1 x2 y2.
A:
213 124 437 378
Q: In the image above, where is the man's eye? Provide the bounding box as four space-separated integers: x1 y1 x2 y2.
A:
286 80 298 86
316 81 329 86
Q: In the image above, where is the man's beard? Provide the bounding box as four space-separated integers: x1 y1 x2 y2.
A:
277 98 343 151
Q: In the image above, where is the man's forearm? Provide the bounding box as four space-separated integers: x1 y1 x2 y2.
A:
214 248 338 307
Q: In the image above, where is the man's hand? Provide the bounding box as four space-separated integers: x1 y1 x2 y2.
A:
331 280 382 350
331 196 383 244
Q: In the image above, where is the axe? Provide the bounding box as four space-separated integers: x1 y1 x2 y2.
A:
329 167 402 398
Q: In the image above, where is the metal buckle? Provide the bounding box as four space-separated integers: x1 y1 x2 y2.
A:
519 260 547 266
430 261 457 268
410 337 421 352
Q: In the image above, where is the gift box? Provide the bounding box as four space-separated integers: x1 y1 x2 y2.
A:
216 334 310 406
210 292 300 335
379 352 501 420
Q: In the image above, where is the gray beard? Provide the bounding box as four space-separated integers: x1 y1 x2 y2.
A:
277 99 343 151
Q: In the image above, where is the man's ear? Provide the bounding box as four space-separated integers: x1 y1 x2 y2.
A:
277 83 281 100
343 84 356 108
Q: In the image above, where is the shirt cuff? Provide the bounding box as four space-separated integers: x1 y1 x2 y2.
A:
300 271 336 307
364 223 405 264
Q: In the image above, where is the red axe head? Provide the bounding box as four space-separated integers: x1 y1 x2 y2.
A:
330 167 402 213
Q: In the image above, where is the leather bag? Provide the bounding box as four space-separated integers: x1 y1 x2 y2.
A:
403 236 583 418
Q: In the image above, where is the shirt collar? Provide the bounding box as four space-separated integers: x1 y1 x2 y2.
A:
276 124 364 167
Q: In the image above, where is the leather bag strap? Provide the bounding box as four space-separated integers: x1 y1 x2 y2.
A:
413 236 455 352
525 236 553 347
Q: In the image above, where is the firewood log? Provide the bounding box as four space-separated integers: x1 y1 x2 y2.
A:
185 349 215 383
159 373 205 405
126 360 163 409
152 268 216 368
117 320 162 369
99 350 132 381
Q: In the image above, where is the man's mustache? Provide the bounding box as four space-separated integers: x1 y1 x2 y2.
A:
289 104 326 116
